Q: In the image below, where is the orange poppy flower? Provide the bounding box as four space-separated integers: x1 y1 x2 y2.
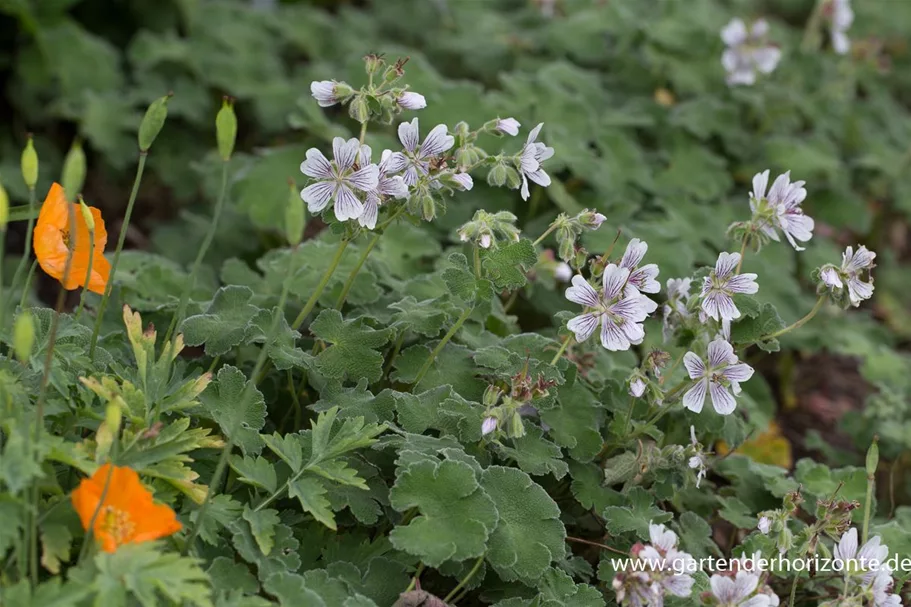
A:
71 464 182 553
34 182 110 294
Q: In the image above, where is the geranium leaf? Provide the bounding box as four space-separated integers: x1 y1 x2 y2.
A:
180 286 260 356
199 365 266 456
309 310 392 383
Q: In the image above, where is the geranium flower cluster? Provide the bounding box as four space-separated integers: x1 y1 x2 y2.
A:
829 528 901 606
612 524 696 606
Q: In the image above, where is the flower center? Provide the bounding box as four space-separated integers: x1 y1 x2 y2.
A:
99 505 136 545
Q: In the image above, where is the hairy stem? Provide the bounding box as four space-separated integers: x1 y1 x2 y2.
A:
90 153 148 360
413 306 473 386
7 187 37 310
532 223 558 247
336 233 379 309
443 553 485 603
18 260 37 310
166 160 230 343
763 295 826 340
549 335 572 366
735 234 749 274
292 238 350 330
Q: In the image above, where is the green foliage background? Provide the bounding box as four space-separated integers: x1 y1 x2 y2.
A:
3 0 911 605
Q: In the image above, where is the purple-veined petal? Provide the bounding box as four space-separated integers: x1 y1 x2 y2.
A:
333 137 360 170
347 164 380 192
526 122 544 145
820 267 843 289
754 46 781 74
726 273 759 295
629 377 646 398
600 316 630 351
520 145 539 175
565 275 601 307
714 252 741 279
663 574 694 598
629 264 660 293
333 185 364 221
752 169 770 202
536 145 554 163
526 168 551 187
847 277 874 305
722 362 754 383
835 528 859 562
832 30 850 54
721 49 740 73
357 144 373 166
300 148 334 179
398 119 420 153
397 91 427 110
382 150 408 174
301 181 335 212
619 319 645 345
845 245 876 272
419 124 454 158
750 18 769 38
310 80 338 107
709 381 737 414
496 117 520 136
707 338 737 368
602 264 630 300
683 352 706 380
682 380 708 413
481 416 498 435
358 195 379 230
620 238 648 270
452 172 473 191
567 313 599 342
519 174 530 201
727 66 757 86
380 175 409 199
767 171 791 205
702 291 740 321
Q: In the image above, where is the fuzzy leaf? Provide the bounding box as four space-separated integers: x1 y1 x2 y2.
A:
242 506 280 555
289 477 337 530
229 455 278 494
498 426 569 480
180 286 260 356
244 308 311 370
389 459 498 567
309 310 392 383
388 296 453 337
602 487 672 540
541 374 604 462
481 239 537 291
199 365 266 456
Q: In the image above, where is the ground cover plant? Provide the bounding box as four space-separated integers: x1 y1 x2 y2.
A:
2 0 911 605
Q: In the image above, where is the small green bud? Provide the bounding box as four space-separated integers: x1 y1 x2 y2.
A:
21 136 38 189
215 97 238 161
558 238 575 263
78 197 95 232
61 140 86 202
507 410 525 439
487 164 507 187
138 93 172 152
348 95 370 124
504 166 522 190
421 194 436 222
0 181 8 229
105 398 123 435
364 53 385 75
866 436 879 477
285 180 305 247
482 385 502 407
13 311 34 363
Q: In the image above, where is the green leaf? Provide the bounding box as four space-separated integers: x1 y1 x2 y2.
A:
498 426 569 480
207 557 260 595
602 487 672 540
480 466 566 584
393 385 483 443
312 380 395 424
481 239 538 291
536 567 606 607
180 286 260 356
289 477 337 530
675 512 717 559
199 365 266 456
242 506 280 555
0 431 44 494
244 308 311 370
718 497 759 529
262 432 305 472
389 459 498 567
309 310 392 383
540 374 604 462
388 295 453 337
392 343 485 401
39 523 72 575
190 494 243 546
229 455 278 494
730 301 785 353
602 451 638 486
232 521 301 583
262 573 326 606
1 578 92 607
442 252 492 303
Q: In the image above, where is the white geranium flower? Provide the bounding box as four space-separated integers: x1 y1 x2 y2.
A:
750 170 814 251
829 0 854 55
451 172 474 191
721 18 782 86
758 516 771 534
396 118 455 186
496 117 521 136
613 524 696 606
630 377 646 398
820 245 876 306
356 146 409 230
565 266 658 352
620 238 660 295
663 277 693 342
700 252 759 322
710 571 777 607
683 338 754 415
310 80 341 107
481 416 498 436
300 138 379 221
834 528 890 574
554 262 572 282
688 425 708 488
519 123 554 201
396 91 427 110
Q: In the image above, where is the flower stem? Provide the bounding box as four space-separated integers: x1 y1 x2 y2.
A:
184 246 298 554
473 246 482 278
75 229 95 321
404 562 424 592
532 223 558 247
443 553 485 603
89 153 148 361
0 228 6 330
549 335 572 366
165 160 230 344
335 233 380 309
18 260 37 310
763 295 826 340
863 466 876 544
7 186 36 310
292 237 350 330
735 234 749 274
413 306 473 386
788 573 799 607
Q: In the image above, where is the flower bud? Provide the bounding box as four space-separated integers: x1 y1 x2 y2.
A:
348 95 370 124
216 97 238 161
482 385 502 407
285 181 305 246
396 91 427 111
455 145 485 168
866 436 879 477
558 238 575 263
61 140 86 202
105 398 123 435
577 209 607 230
138 93 172 152
504 166 522 190
507 410 525 438
21 136 38 189
481 416 498 436
364 53 384 75
0 181 8 230
421 194 436 222
13 311 34 363
572 247 589 269
487 164 507 187
78 198 95 232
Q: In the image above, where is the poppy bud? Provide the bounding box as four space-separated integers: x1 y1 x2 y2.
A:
62 140 86 203
285 181 305 247
0 181 8 229
215 97 238 161
13 311 34 363
21 136 38 189
78 198 95 233
348 95 370 124
138 93 172 152
866 435 879 477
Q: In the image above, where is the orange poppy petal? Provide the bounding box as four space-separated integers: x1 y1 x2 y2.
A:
37 183 68 227
86 253 111 295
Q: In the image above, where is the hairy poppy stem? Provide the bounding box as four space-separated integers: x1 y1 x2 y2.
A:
89 153 148 361
184 247 298 555
165 160 231 344
6 186 36 310
291 237 350 330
